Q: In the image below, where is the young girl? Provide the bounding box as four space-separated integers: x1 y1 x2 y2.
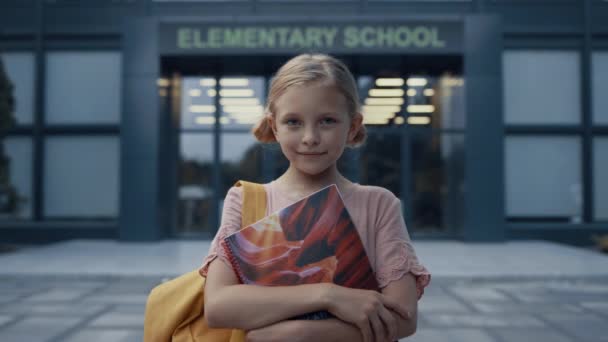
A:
199 54 431 342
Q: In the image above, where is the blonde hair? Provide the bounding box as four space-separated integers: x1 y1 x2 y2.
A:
252 53 366 147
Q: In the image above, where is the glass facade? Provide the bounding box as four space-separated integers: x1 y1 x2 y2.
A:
178 133 214 233
0 53 35 125
3 137 33 219
592 52 608 125
44 137 120 218
45 52 122 125
594 138 608 221
1 0 606 244
506 136 582 221
171 58 465 236
503 50 581 125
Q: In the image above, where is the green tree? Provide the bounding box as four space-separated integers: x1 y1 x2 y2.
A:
0 57 18 215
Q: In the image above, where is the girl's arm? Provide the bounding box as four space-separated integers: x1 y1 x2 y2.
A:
246 273 419 342
205 258 411 341
246 319 362 342
381 273 418 339
204 258 331 331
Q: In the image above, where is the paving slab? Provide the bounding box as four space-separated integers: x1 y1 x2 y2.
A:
1 240 608 278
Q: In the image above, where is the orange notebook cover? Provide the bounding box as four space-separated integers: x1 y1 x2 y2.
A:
222 184 379 314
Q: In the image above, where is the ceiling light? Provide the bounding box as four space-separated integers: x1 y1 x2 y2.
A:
189 89 202 97
406 78 428 87
220 89 255 97
407 105 435 113
220 78 250 87
375 78 404 87
369 89 405 97
407 116 431 125
364 98 404 105
195 116 215 125
200 78 216 87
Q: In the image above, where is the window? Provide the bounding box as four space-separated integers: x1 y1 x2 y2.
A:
44 136 119 218
178 133 214 233
594 138 608 221
503 50 581 125
2 137 33 219
506 136 582 221
1 52 35 125
45 51 122 125
592 51 608 125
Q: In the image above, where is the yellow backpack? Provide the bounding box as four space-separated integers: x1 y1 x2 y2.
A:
143 181 267 342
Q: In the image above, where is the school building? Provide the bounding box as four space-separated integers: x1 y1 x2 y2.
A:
0 0 606 245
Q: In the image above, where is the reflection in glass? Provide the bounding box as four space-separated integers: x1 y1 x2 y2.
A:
410 132 465 233
220 133 264 196
360 133 401 198
220 77 265 128
358 74 464 129
506 136 582 221
593 138 608 221
181 77 216 129
592 52 608 125
2 137 33 219
503 50 581 125
180 76 266 129
178 133 214 233
45 52 122 125
1 53 34 125
44 137 119 218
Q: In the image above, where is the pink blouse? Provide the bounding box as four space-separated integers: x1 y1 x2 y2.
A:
199 181 431 299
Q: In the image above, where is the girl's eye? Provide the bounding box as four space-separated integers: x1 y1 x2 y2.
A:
321 118 337 125
286 119 300 126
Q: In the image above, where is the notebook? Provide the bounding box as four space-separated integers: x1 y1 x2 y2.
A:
221 184 379 320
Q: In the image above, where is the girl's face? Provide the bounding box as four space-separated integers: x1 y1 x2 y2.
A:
269 82 362 177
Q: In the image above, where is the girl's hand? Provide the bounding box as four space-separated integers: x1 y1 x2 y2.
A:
245 320 304 342
324 284 410 342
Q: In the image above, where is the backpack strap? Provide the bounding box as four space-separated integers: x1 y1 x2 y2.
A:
234 180 267 227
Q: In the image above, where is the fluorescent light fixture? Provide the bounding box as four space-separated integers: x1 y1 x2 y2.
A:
190 105 216 113
363 117 390 125
200 78 216 87
407 105 435 113
157 79 169 87
220 98 260 106
375 78 404 87
394 116 405 125
369 89 405 97
195 116 215 125
407 116 431 125
189 89 202 97
442 78 464 87
362 105 401 113
406 78 428 87
362 112 396 121
207 89 217 97
220 89 255 97
220 78 250 87
365 98 404 105
407 89 417 97
423 89 435 96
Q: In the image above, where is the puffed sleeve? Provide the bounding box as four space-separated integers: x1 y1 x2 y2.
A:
198 186 244 278
375 194 431 300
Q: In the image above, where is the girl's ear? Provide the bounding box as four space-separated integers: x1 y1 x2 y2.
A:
348 113 363 143
267 113 279 141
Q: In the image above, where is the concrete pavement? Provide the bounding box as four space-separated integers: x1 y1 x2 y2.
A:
0 239 607 341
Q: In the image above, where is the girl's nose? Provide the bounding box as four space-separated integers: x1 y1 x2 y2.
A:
302 127 320 146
